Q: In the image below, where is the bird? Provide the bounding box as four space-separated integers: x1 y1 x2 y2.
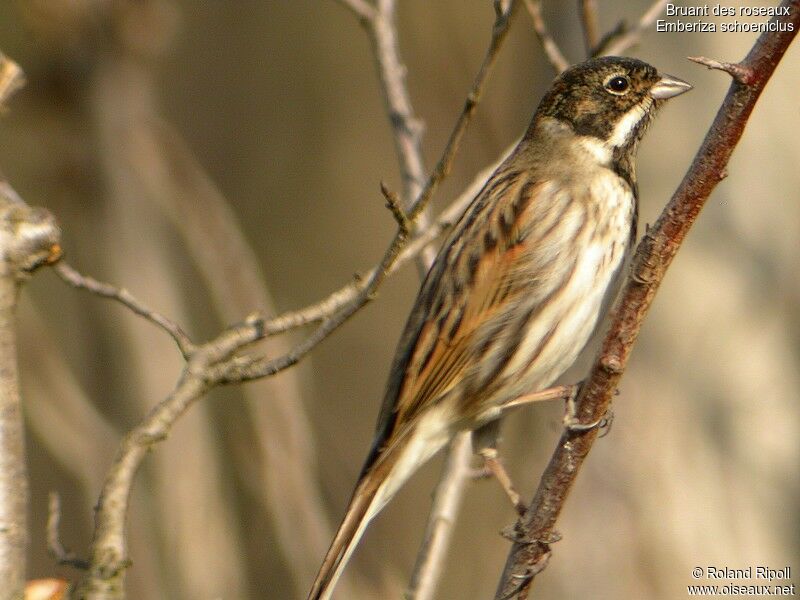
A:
308 56 691 600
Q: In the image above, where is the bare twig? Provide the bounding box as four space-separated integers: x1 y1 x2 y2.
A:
687 56 756 85
0 57 62 595
523 0 570 74
46 492 89 570
407 1 519 221
495 3 799 598
381 181 412 234
76 316 266 598
263 156 500 336
597 0 669 56
578 0 601 56
404 432 473 600
54 262 195 357
366 0 436 271
139 123 353 597
323 3 520 594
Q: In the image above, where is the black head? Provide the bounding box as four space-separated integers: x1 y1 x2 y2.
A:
533 56 691 155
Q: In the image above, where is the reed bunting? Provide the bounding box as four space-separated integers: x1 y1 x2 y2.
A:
309 56 691 600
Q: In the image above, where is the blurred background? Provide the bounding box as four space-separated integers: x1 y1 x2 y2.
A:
0 1 796 598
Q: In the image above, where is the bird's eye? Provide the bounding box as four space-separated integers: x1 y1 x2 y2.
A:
605 75 630 94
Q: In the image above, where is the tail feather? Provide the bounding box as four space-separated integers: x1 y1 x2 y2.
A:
308 408 452 600
307 462 390 600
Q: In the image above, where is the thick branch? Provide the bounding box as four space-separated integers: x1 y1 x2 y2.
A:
495 4 799 598
0 54 62 599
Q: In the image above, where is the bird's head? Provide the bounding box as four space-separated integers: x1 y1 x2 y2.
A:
532 56 692 165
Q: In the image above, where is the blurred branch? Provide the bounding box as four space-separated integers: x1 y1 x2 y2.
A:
523 0 570 73
337 2 521 595
141 123 350 597
405 432 472 600
46 492 89 570
495 3 800 598
596 0 669 56
0 54 24 108
66 128 505 599
0 53 62 599
333 0 377 22
54 262 195 357
578 0 600 56
76 315 265 599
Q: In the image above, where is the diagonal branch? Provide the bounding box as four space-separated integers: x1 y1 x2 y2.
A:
76 316 266 598
54 262 195 357
495 3 799 598
523 0 570 74
333 0 376 22
578 0 601 56
596 0 669 56
333 3 520 597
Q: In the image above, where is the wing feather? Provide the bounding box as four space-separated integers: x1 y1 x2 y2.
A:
361 170 549 473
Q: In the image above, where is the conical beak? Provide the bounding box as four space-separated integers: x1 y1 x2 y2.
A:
650 73 693 99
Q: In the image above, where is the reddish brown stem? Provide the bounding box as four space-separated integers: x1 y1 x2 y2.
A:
495 2 799 598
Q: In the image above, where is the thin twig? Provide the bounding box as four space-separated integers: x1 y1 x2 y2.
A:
54 262 196 357
578 0 600 57
76 317 266 598
495 3 799 598
687 56 756 85
407 1 520 222
369 0 436 272
263 155 501 336
381 181 412 234
598 0 669 56
523 0 570 74
46 492 89 570
143 123 349 597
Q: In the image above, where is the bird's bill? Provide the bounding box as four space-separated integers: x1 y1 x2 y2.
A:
650 73 693 99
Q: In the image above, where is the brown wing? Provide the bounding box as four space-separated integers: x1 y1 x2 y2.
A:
361 168 544 475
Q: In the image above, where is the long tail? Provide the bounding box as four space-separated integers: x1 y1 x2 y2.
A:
307 454 395 600
308 409 452 600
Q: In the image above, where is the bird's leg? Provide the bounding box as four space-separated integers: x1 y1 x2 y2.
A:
472 421 527 516
500 382 610 432
500 383 577 413
479 447 527 516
